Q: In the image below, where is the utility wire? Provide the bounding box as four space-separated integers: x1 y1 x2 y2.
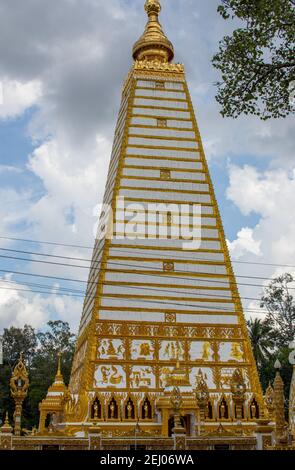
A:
0 275 263 303
0 283 266 316
1 234 295 269
0 253 295 294
0 250 288 284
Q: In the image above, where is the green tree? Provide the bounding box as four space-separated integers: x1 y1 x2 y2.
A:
0 325 37 426
258 347 293 401
27 321 76 429
213 0 295 119
2 325 37 368
261 273 295 347
0 321 75 430
247 317 275 367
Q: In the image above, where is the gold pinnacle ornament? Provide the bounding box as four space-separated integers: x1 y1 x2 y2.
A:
195 371 209 422
273 361 288 446
38 352 68 434
10 353 29 436
133 0 174 63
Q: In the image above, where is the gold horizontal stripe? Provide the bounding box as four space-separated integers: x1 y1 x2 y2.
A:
132 105 191 112
136 86 185 93
128 133 196 143
132 113 191 122
124 154 200 163
112 233 219 241
114 210 215 219
129 124 194 132
102 293 233 304
118 197 214 206
114 221 217 230
127 144 198 152
121 176 207 184
95 318 242 333
119 185 210 195
123 165 204 174
102 280 230 291
135 95 187 103
105 269 227 278
98 306 237 315
107 245 221 253
108 256 224 266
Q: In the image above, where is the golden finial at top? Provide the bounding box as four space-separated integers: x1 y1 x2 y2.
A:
145 0 161 15
133 0 174 63
55 351 63 381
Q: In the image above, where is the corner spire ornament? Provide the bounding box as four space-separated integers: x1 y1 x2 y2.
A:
231 369 246 420
273 365 288 446
133 0 174 63
38 352 68 434
10 353 29 436
1 412 13 434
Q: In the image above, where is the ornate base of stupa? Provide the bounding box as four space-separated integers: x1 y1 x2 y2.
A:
0 431 261 451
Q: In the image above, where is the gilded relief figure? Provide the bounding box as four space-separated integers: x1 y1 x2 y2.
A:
130 367 154 388
140 343 152 357
202 342 211 361
96 365 124 387
101 366 110 384
93 402 99 419
98 339 124 359
109 366 123 385
230 343 244 361
163 341 183 360
107 341 117 357
159 367 173 388
131 340 154 360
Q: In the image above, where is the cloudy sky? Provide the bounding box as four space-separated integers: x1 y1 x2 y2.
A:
0 0 294 333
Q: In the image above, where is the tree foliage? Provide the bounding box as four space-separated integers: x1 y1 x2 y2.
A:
261 273 295 347
247 273 295 400
213 0 295 119
0 321 75 430
247 317 275 367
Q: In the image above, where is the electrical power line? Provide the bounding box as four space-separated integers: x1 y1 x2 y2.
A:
1 266 282 307
0 249 288 284
0 252 295 294
0 284 266 316
0 274 263 303
1 234 295 269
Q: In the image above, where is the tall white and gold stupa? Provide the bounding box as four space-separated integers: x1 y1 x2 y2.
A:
40 0 265 438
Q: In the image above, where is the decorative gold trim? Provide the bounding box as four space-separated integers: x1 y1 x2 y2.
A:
134 60 184 73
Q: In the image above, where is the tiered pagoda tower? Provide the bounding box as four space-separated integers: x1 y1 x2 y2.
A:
45 0 265 438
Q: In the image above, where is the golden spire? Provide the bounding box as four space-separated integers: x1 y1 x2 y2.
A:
57 352 62 377
133 0 174 63
4 412 10 427
1 412 12 433
273 361 288 445
54 352 64 383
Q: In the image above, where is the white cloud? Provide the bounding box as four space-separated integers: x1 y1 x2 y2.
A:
226 165 290 217
27 134 111 246
227 165 295 318
0 275 48 330
0 165 22 174
0 188 33 244
0 79 42 119
0 275 82 331
227 227 261 259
